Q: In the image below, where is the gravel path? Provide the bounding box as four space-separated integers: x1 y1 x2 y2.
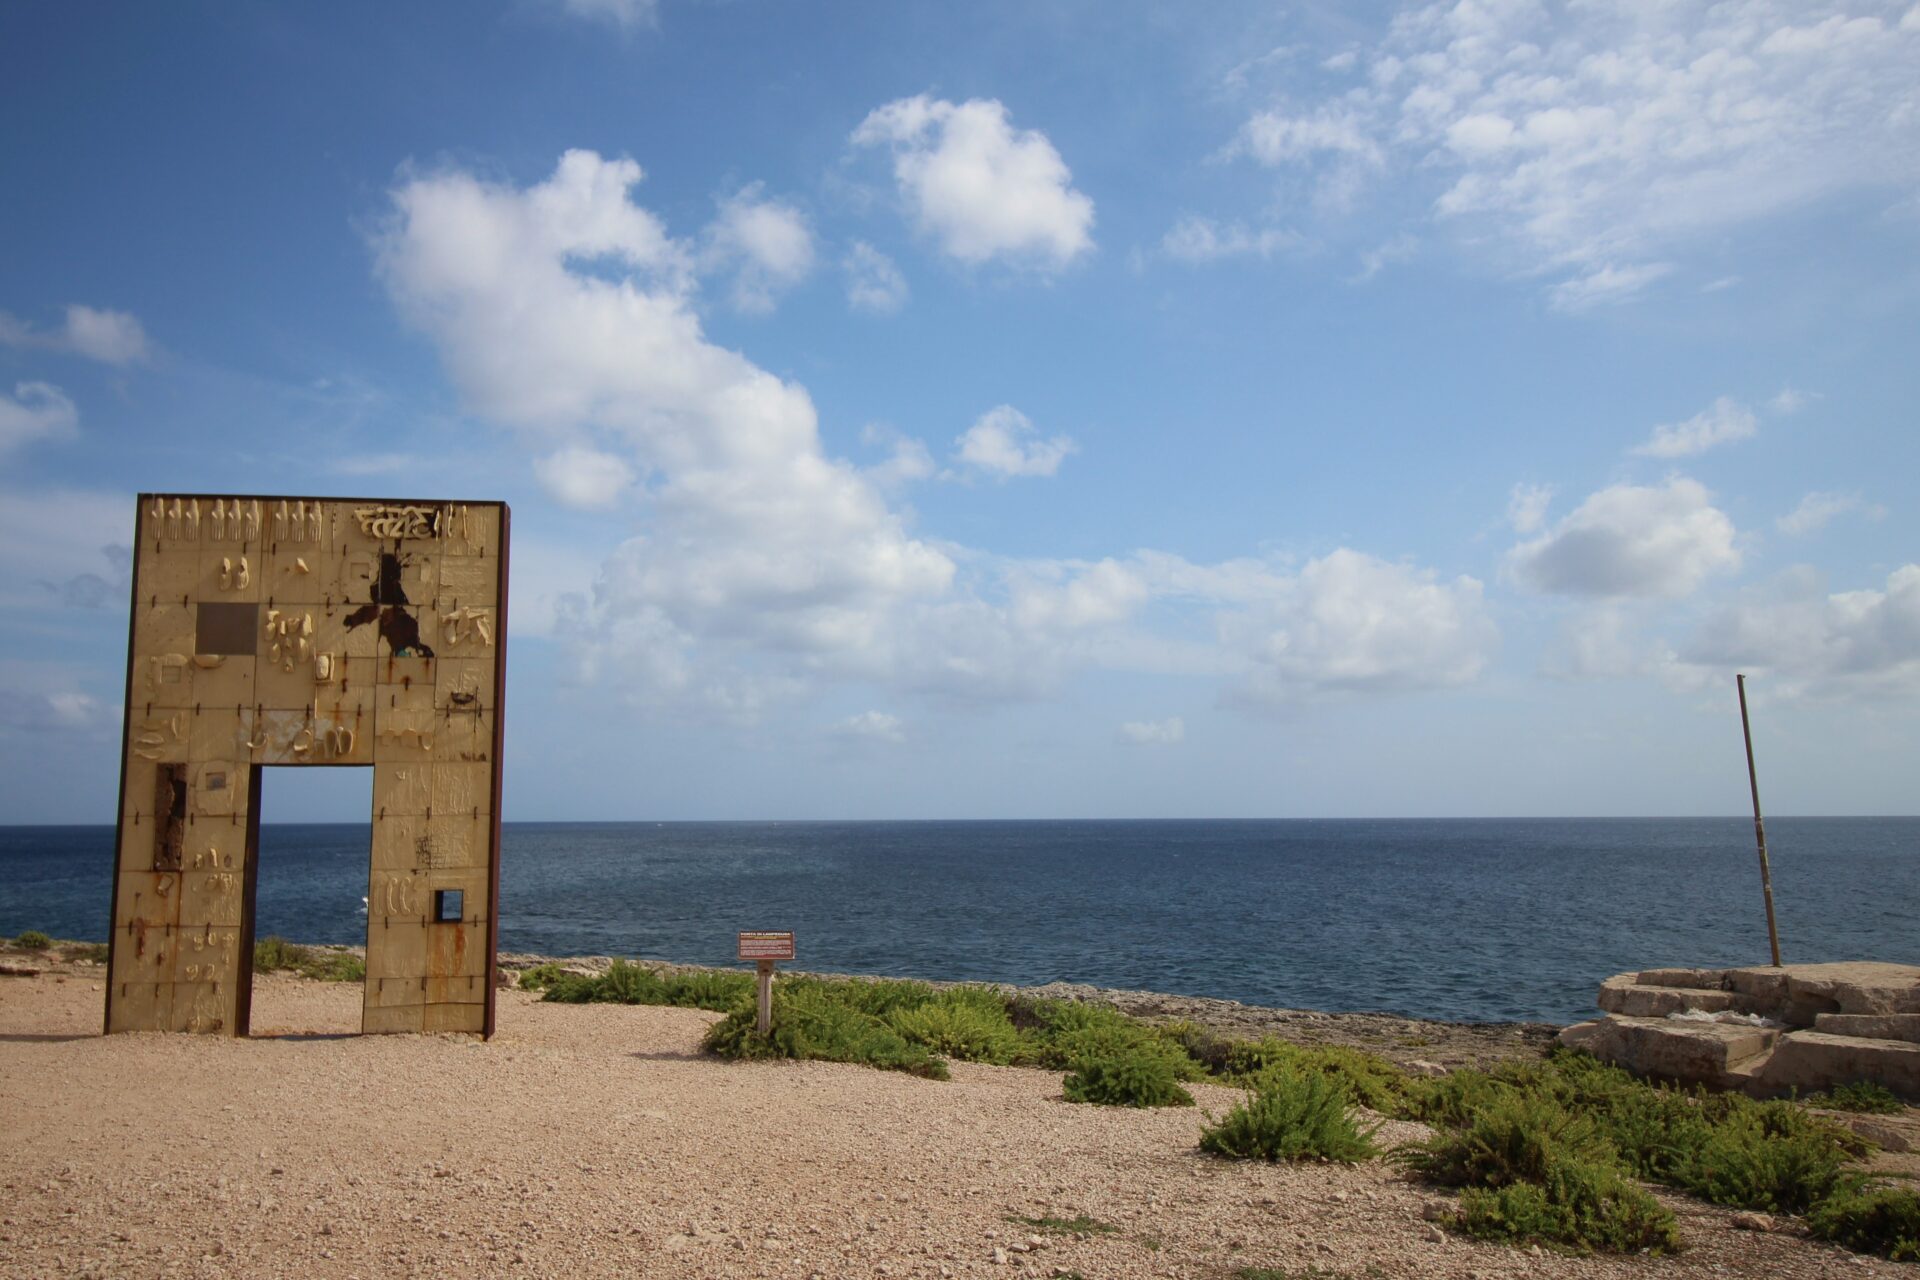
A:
0 966 1899 1279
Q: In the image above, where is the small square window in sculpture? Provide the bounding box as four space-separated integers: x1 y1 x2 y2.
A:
434 889 463 924
195 603 260 656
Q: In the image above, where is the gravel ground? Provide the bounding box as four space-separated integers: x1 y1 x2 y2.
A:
0 964 1901 1279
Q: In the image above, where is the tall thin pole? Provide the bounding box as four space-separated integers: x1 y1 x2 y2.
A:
1737 674 1783 967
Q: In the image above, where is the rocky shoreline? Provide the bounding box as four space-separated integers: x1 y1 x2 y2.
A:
497 950 1564 1072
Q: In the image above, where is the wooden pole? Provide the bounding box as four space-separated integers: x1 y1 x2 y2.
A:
1737 674 1783 967
756 959 775 1036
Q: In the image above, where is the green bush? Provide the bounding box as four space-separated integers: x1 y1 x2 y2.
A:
1019 998 1204 1082
1064 1048 1195 1108
12 930 52 951
1398 1092 1615 1189
70 942 110 964
250 937 364 981
702 978 948 1080
1199 1068 1376 1162
516 962 567 991
887 987 1023 1064
1809 1081 1906 1116
1807 1179 1920 1261
1218 1037 1412 1114
1455 1155 1680 1255
1668 1107 1849 1214
662 970 755 1011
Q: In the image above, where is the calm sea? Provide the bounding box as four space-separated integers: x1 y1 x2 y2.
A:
3 818 1914 1024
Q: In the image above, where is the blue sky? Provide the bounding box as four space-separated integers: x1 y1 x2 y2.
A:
2 0 1916 822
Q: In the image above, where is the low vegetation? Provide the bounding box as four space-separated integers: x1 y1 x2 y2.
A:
1005 1214 1117 1237
525 957 1916 1262
251 936 365 982
1808 1080 1906 1115
10 930 51 951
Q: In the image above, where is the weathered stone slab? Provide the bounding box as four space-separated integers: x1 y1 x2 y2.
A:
1557 1014 1777 1084
1814 1013 1920 1045
1599 978 1747 1018
1761 1031 1920 1101
1636 968 1730 991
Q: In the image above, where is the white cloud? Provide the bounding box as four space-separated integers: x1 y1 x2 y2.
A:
1223 549 1495 707
830 710 906 743
554 0 655 28
851 96 1095 269
1508 477 1740 599
62 305 149 365
1117 716 1185 746
1631 397 1758 458
376 150 1498 720
535 446 637 509
1769 387 1812 414
1161 215 1298 263
1220 1 1920 303
1678 565 1920 698
702 184 814 314
1550 263 1675 312
0 687 114 734
376 150 956 715
1507 482 1554 534
0 305 149 366
1353 233 1418 281
0 382 78 455
1777 490 1878 535
843 241 908 313
953 405 1074 479
860 423 933 487
0 488 131 612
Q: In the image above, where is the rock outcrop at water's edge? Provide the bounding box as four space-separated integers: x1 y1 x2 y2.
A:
1562 961 1920 1099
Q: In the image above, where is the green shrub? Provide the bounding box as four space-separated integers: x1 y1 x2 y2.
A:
702 978 948 1080
69 942 110 964
1401 1068 1520 1129
887 988 1023 1064
1809 1081 1906 1116
252 936 310 972
1807 1179 1920 1261
662 970 754 1011
516 962 567 991
12 930 52 951
1064 1048 1195 1108
306 951 366 982
1398 1092 1614 1189
1199 1068 1376 1162
1019 998 1205 1082
1218 1038 1411 1114
1668 1108 1849 1214
1454 1155 1680 1254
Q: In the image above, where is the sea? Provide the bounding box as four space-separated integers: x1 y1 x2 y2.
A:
3 818 1914 1025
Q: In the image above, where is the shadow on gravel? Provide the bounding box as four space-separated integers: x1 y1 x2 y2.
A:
628 1049 707 1062
0 1033 95 1043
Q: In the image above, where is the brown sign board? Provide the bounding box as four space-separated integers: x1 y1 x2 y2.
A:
738 931 795 962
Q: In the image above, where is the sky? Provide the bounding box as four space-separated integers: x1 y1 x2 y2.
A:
1 0 1916 823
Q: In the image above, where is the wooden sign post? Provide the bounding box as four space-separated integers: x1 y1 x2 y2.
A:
737 931 794 1036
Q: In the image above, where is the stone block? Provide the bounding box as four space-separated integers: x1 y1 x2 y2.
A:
1814 1013 1920 1045
1762 1031 1920 1101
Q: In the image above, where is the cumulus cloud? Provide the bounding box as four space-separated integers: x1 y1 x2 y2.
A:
0 382 78 455
1507 482 1554 534
953 405 1074 479
1218 1 1920 303
1631 397 1758 458
1161 215 1298 263
1507 478 1740 599
1777 490 1880 535
843 241 908 314
0 305 149 365
1117 716 1185 746
1678 565 1920 698
535 446 636 509
377 150 955 714
851 96 1095 269
830 710 906 743
0 489 134 613
375 150 1497 720
62 305 150 365
1222 549 1495 707
701 184 814 313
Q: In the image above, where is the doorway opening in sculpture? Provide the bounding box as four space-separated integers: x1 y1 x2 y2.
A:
248 765 374 1035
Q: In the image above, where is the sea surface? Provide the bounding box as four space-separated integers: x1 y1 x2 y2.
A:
3 818 1915 1024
